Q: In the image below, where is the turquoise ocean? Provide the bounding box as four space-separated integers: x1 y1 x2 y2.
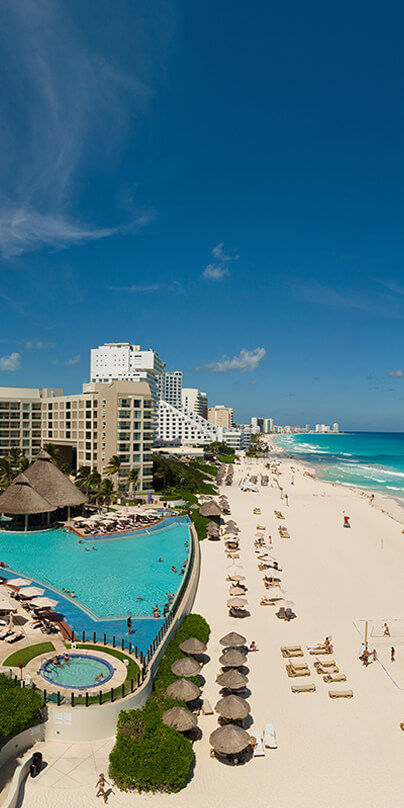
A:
274 433 404 499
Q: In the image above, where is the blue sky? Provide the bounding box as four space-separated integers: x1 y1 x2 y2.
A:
1 0 404 430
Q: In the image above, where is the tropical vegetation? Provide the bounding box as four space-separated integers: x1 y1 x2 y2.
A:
0 673 44 746
109 613 210 793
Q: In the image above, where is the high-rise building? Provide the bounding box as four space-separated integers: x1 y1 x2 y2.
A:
90 343 165 418
263 418 274 433
157 400 217 446
332 423 339 432
182 388 208 419
208 405 233 429
164 371 183 409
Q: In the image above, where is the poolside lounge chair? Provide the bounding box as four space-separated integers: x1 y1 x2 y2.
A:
281 646 303 657
5 631 24 643
315 663 339 675
313 659 336 669
323 673 346 683
250 730 265 756
328 689 353 699
291 683 316 693
0 627 12 640
286 664 310 678
263 724 277 749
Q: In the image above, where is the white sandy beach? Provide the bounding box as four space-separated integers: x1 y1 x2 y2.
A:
16 456 404 808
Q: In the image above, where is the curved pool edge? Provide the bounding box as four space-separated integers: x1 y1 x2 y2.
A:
39 653 115 691
43 521 201 741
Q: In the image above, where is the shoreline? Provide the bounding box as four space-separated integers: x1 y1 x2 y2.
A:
269 437 404 527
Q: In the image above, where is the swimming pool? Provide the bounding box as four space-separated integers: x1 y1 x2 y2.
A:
40 654 114 689
0 520 190 618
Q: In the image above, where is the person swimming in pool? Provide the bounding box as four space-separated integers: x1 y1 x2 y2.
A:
157 557 163 562
52 655 61 665
95 672 104 682
171 566 177 573
64 653 70 664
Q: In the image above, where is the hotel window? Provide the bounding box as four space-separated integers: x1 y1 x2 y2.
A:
85 452 91 460
22 403 30 411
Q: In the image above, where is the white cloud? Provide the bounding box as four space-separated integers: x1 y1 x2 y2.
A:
0 0 162 257
202 242 239 280
26 339 56 350
0 352 21 371
388 369 404 377
108 283 162 293
198 347 267 373
64 354 80 366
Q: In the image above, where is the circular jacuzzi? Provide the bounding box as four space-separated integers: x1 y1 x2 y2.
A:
40 653 114 690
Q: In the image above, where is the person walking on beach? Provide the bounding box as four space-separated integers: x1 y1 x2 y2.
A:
391 647 395 662
127 615 132 636
384 623 390 636
96 773 110 803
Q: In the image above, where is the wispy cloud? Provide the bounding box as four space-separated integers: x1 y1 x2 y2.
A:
26 339 56 350
202 242 239 280
64 354 80 366
292 281 376 312
108 283 162 293
0 0 164 257
0 352 21 371
197 347 267 373
388 369 404 377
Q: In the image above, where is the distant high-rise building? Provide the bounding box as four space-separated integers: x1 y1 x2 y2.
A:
182 388 208 419
208 405 233 429
164 371 183 409
332 423 339 432
263 418 274 433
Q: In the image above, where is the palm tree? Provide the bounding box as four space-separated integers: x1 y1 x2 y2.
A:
0 458 14 490
104 454 121 493
88 469 102 505
60 462 71 476
125 467 139 500
75 465 93 494
100 477 115 507
8 447 22 470
19 456 29 472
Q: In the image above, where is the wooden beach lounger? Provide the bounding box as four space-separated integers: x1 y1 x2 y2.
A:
281 646 303 657
288 660 310 671
309 646 332 655
323 673 346 683
329 689 353 698
291 683 316 693
286 664 310 678
315 664 339 675
313 659 336 668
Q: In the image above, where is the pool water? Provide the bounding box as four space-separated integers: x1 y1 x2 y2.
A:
0 520 190 618
40 654 113 689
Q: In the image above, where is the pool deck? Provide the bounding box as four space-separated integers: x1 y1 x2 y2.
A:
24 648 127 696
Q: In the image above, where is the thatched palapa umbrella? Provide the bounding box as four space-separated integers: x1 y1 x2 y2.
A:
166 678 201 701
207 521 219 538
216 669 248 689
210 725 251 755
229 586 247 596
171 657 200 677
227 597 248 608
220 631 246 647
219 649 246 667
162 706 197 732
179 637 207 655
215 695 251 720
199 501 221 518
25 449 87 519
227 574 245 582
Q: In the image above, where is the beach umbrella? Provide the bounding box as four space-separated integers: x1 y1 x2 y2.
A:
179 637 207 655
215 695 251 720
210 725 251 755
171 657 201 677
216 668 248 689
166 678 201 701
219 649 246 667
229 586 247 596
227 574 245 582
220 631 246 648
162 706 197 732
227 597 248 608
0 598 17 611
30 596 58 609
18 586 45 599
5 578 32 588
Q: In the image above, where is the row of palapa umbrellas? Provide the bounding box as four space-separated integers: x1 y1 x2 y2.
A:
162 632 254 756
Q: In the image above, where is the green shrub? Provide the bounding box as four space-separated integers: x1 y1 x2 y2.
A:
0 674 43 745
109 613 210 793
190 508 210 540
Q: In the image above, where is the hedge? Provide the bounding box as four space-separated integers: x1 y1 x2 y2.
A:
0 673 43 746
109 613 210 793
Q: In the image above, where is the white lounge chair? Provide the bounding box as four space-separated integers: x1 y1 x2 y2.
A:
250 730 265 757
263 723 277 749
0 627 12 640
5 631 24 643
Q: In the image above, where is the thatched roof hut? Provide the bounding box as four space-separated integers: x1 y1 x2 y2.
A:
199 501 221 518
25 449 87 508
0 473 56 531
